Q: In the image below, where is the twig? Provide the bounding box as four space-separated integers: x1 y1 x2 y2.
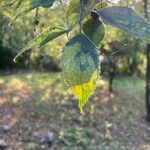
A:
33 7 39 35
105 0 115 5
79 0 84 33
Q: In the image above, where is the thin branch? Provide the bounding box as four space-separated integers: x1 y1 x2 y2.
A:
105 0 115 5
33 7 39 35
79 0 84 33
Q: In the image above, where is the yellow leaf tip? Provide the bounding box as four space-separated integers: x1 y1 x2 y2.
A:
79 107 83 114
78 102 85 114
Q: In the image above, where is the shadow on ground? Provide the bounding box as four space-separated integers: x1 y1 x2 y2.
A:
0 72 150 150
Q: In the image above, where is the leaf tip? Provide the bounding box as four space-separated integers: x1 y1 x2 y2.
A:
78 100 86 114
13 57 17 63
13 53 21 63
8 22 12 27
78 104 83 114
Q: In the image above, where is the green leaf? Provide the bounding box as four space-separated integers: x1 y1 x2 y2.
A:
83 17 105 47
66 0 95 29
10 0 55 24
15 0 25 9
96 6 150 43
93 2 108 10
14 27 67 62
61 34 100 112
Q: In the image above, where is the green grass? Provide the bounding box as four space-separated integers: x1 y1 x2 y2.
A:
0 72 149 150
0 72 60 85
113 75 145 93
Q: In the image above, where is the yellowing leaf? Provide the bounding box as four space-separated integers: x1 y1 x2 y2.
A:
71 71 99 112
61 34 100 112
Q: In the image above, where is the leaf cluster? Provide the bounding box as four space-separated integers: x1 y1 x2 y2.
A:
9 0 150 112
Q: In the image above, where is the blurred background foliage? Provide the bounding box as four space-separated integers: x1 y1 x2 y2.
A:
0 0 149 75
0 1 150 149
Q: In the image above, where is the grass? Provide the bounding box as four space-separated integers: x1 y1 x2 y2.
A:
0 72 150 150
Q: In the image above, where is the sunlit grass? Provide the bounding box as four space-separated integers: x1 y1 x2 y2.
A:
0 72 149 149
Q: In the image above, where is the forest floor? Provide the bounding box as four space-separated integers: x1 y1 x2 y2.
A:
0 71 150 150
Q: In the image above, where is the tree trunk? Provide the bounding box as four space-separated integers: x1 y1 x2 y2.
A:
102 49 116 96
143 0 150 122
108 62 116 95
146 44 150 121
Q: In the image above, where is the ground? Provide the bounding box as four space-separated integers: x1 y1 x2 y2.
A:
0 71 150 150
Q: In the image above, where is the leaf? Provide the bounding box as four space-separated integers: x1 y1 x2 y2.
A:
66 0 95 29
83 17 105 47
10 0 55 24
14 27 67 62
93 2 108 10
96 6 150 43
61 34 100 112
15 0 25 9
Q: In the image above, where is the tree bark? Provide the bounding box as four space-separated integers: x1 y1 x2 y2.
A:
101 49 116 95
143 0 150 122
145 44 150 121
